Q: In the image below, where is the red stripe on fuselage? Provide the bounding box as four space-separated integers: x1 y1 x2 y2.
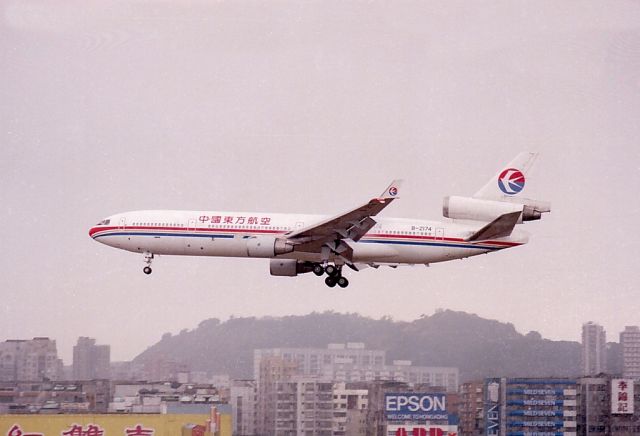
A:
89 225 287 238
365 232 521 247
89 225 521 248
89 226 118 237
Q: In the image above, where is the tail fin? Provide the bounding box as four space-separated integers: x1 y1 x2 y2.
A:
474 152 538 200
443 152 550 223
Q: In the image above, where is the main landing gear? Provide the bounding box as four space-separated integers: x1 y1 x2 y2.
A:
313 264 349 288
143 252 154 275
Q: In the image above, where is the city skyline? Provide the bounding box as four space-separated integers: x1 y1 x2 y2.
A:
4 316 638 368
1 1 639 362
2 339 638 434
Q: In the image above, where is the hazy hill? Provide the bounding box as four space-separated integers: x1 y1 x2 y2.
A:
133 310 588 381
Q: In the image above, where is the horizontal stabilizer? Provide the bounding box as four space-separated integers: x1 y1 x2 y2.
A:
466 211 521 242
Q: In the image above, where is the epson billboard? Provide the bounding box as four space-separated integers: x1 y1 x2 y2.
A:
385 393 448 421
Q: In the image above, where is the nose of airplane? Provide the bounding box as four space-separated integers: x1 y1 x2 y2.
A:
88 225 99 239
89 217 114 242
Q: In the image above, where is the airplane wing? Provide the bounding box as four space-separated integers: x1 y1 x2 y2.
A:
286 180 403 257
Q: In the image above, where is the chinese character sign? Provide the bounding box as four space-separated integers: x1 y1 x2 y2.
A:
61 424 105 436
196 215 273 227
0 417 191 436
612 378 634 414
7 425 43 436
389 425 458 436
125 424 154 436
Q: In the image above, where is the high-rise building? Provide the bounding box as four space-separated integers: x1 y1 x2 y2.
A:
294 378 334 434
332 382 368 435
0 337 62 381
256 356 373 436
72 337 110 380
582 321 607 376
458 381 484 436
254 343 458 392
577 374 640 435
620 326 640 380
254 344 459 435
230 379 257 436
256 355 300 434
254 343 385 380
363 381 456 436
483 378 578 436
362 380 410 436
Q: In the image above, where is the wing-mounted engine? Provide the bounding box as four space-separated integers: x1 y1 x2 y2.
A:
270 259 314 276
443 196 550 223
246 236 294 258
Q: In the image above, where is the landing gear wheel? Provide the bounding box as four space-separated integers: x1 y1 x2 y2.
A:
142 251 154 275
325 277 337 288
325 265 338 277
313 265 325 276
337 277 349 288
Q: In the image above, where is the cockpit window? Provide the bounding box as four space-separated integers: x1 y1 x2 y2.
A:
96 219 111 226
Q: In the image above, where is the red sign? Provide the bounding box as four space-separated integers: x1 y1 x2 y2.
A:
125 425 154 436
61 424 104 436
392 426 457 436
7 425 43 436
612 378 634 414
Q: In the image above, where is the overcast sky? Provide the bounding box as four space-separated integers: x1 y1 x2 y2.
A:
1 1 639 363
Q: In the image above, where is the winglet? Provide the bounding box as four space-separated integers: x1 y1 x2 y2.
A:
379 179 403 200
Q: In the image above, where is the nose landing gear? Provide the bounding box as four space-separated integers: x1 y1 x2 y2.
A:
143 252 154 275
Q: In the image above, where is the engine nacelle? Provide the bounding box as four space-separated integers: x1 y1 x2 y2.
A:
246 236 294 258
443 196 550 222
269 259 314 277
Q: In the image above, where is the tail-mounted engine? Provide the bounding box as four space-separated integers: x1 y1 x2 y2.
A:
443 196 550 223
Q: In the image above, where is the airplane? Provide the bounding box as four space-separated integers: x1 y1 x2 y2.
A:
89 152 550 288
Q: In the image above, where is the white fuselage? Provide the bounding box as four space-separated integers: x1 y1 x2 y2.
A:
89 210 528 265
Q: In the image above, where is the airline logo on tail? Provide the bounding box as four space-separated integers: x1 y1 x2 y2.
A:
497 168 525 195
389 186 399 196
